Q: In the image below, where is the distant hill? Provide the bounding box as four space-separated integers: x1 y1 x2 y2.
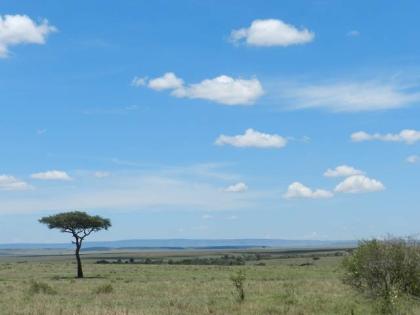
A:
0 239 357 250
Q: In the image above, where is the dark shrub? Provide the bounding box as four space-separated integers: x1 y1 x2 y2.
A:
343 238 420 313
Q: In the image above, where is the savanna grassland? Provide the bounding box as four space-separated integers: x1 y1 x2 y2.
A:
0 248 419 315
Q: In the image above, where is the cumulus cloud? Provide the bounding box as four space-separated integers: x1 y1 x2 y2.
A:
406 155 419 164
0 14 56 58
224 182 248 193
335 175 385 193
351 129 420 145
324 165 364 178
31 170 72 181
0 175 31 191
172 75 264 105
134 73 264 105
282 81 420 112
283 182 333 199
215 129 287 149
147 72 184 90
230 19 314 47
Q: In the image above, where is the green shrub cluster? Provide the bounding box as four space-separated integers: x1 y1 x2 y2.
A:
343 238 420 313
97 254 247 266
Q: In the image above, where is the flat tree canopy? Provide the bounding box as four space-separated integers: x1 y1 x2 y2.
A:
39 211 111 278
39 211 111 235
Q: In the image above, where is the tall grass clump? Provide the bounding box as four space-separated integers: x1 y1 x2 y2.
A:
94 283 114 294
28 280 57 295
342 238 420 313
230 269 246 302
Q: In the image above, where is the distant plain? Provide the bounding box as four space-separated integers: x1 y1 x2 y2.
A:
1 246 419 314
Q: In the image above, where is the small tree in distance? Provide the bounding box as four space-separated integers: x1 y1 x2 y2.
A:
39 211 111 278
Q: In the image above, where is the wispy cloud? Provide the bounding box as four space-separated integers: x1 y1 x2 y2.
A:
351 130 420 144
0 173 260 214
31 170 72 181
0 175 31 191
279 80 420 112
131 76 148 87
93 171 110 178
406 155 419 164
82 105 142 115
347 30 360 37
0 164 265 214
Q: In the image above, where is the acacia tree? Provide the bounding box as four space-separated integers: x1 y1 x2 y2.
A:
39 211 111 278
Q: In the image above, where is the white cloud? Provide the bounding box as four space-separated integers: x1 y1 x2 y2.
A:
215 129 287 149
283 182 333 199
282 81 420 112
230 19 314 47
136 73 264 105
202 214 213 220
0 175 31 191
224 182 248 193
351 129 420 145
172 75 264 105
0 14 56 58
324 165 364 178
335 175 385 193
406 155 419 164
147 72 184 90
31 170 72 181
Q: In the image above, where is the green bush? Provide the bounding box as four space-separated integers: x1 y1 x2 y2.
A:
342 238 420 313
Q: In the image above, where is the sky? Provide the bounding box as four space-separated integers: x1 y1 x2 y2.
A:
0 0 420 243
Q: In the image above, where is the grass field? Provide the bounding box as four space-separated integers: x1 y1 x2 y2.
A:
0 248 419 315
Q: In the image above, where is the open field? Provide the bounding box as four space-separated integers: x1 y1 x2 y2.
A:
0 248 419 315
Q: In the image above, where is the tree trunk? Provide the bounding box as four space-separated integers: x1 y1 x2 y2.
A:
75 242 84 278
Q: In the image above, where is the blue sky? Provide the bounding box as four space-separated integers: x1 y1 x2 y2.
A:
1 1 420 243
